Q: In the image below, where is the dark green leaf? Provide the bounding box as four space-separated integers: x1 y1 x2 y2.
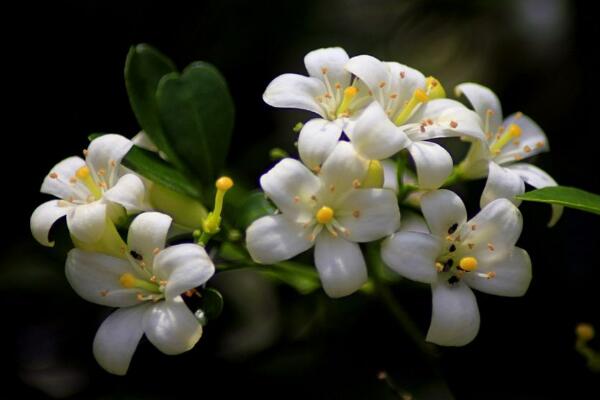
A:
236 191 276 229
122 145 202 200
198 287 224 320
124 44 178 160
156 62 234 184
516 186 600 215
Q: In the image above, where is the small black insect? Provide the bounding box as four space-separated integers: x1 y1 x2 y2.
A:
130 250 143 261
448 223 458 234
448 244 456 252
448 276 460 285
443 258 454 272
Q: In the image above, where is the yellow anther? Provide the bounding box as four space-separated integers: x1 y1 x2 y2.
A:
336 86 359 116
76 166 90 179
316 206 334 224
490 123 523 155
507 123 522 138
459 256 478 271
576 323 595 342
216 176 234 191
119 273 137 289
362 160 384 188
425 76 446 99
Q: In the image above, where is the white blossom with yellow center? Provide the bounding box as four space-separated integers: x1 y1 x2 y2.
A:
263 47 374 172
65 212 215 375
246 142 400 298
381 189 531 346
455 83 562 226
30 134 149 246
341 55 485 189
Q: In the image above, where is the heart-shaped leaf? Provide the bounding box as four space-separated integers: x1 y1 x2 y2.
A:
156 62 235 184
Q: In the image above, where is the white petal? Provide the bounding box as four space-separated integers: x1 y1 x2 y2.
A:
65 249 143 307
336 189 400 242
104 174 149 214
154 244 215 300
86 134 133 180
494 113 549 165
381 231 441 284
464 247 531 297
407 141 453 189
319 141 369 195
246 215 313 264
457 140 491 179
127 212 172 267
263 73 327 117
426 279 480 346
66 202 107 243
381 159 399 193
30 200 69 247
345 55 389 95
480 162 525 208
405 100 484 141
507 163 563 227
93 305 148 375
260 158 321 222
385 62 427 108
298 118 342 171
304 47 351 88
41 156 87 200
348 102 409 159
466 198 523 261
314 232 367 298
420 189 468 238
455 82 503 133
143 297 202 355
399 210 430 233
131 131 158 152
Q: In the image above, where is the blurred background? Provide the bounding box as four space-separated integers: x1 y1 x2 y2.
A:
4 0 600 398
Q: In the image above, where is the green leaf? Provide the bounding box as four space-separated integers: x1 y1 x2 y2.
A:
236 191 276 229
122 145 202 200
156 62 235 184
516 186 600 215
124 44 178 160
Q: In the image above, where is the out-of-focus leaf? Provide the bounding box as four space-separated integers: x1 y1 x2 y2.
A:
122 145 202 200
237 191 276 229
199 287 224 320
156 62 234 184
517 186 600 215
124 44 178 161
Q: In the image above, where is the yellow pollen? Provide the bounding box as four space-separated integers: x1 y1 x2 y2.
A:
316 206 334 224
507 123 522 138
76 166 90 179
119 273 137 289
344 86 358 97
216 176 234 191
459 256 478 271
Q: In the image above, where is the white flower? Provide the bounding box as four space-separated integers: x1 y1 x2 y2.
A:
455 82 562 226
381 189 531 346
65 212 215 375
342 55 485 189
263 47 373 171
246 142 400 298
31 134 149 246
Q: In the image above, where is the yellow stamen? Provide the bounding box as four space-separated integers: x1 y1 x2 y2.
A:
459 256 478 272
216 176 234 191
76 166 102 199
119 272 161 293
316 206 334 224
489 123 522 154
336 86 359 116
362 160 384 188
425 76 446 99
394 88 429 125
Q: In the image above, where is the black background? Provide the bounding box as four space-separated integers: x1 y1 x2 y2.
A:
3 0 600 398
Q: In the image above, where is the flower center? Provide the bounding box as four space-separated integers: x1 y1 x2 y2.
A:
76 166 102 200
315 206 334 224
489 123 522 155
393 76 444 126
119 272 162 293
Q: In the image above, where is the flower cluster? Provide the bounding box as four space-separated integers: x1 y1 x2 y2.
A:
30 46 564 376
249 47 559 345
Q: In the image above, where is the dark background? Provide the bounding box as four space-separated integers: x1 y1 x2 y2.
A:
4 0 600 398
